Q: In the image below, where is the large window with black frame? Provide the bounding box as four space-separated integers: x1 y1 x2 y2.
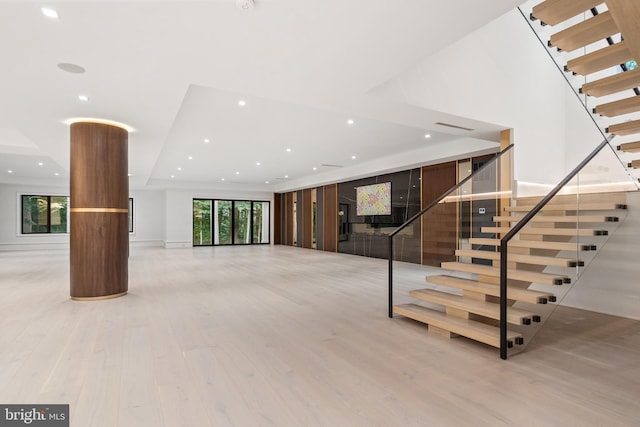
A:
193 199 270 246
21 195 69 234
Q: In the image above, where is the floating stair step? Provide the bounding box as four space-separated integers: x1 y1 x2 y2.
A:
629 159 640 169
549 11 618 52
607 119 640 136
606 0 640 66
426 275 555 305
393 303 523 349
618 141 640 153
469 238 596 252
504 202 627 212
455 249 583 268
594 95 640 117
440 261 570 285
532 0 604 26
582 68 640 98
409 288 537 326
493 215 618 223
566 41 633 75
481 226 608 237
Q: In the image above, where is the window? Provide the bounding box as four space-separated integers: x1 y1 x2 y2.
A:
21 195 69 234
193 199 270 246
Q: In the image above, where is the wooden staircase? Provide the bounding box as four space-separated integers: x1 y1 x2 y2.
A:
531 0 640 173
393 193 627 351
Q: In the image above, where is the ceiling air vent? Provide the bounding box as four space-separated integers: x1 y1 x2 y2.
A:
320 164 344 168
435 122 474 131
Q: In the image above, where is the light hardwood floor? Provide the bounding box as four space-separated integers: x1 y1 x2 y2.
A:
1 245 639 426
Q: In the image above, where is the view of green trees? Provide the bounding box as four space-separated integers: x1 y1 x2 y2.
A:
193 199 269 246
22 195 68 233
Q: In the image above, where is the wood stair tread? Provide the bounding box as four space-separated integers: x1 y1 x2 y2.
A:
594 95 640 118
549 11 618 52
393 303 522 349
607 119 640 136
532 0 605 27
582 68 640 98
629 159 640 169
566 41 633 75
409 288 537 325
426 275 554 305
504 202 627 212
618 141 640 153
493 215 618 223
440 261 570 285
469 237 596 252
455 249 583 268
481 226 608 237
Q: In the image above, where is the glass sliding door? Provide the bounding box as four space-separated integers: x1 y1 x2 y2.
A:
193 199 212 246
215 200 232 245
252 201 270 244
194 198 270 246
234 201 251 244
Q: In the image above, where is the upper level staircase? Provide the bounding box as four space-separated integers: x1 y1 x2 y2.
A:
530 0 640 174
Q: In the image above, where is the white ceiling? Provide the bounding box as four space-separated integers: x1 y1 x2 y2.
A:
0 0 524 192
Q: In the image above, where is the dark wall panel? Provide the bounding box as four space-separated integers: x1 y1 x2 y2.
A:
338 169 421 261
296 190 303 247
316 187 324 251
302 188 312 249
285 192 294 246
421 162 457 267
274 193 282 245
323 184 338 252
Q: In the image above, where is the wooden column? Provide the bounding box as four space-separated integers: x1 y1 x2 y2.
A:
70 122 129 300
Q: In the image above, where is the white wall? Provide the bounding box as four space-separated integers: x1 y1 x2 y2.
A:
164 188 274 248
129 189 165 247
370 8 587 189
0 184 70 251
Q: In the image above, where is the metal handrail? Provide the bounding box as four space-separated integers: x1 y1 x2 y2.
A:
498 135 615 359
388 144 514 318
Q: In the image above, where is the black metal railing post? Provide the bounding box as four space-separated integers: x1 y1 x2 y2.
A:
498 137 613 359
388 235 393 318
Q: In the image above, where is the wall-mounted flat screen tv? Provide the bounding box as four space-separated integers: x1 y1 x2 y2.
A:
356 182 391 216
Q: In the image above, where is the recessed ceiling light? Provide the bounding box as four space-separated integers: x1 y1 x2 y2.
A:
38 162 44 166
7 170 13 174
347 119 354 125
236 0 255 11
41 7 59 19
55 172 60 176
235 171 240 175
64 117 134 132
221 178 225 181
170 175 175 179
286 148 292 152
313 167 317 171
424 133 431 139
265 181 269 184
78 95 89 102
127 173 132 177
177 167 182 171
204 138 210 143
57 63 85 74
238 100 247 107
284 175 289 178
351 155 356 160
256 162 261 166
188 156 193 160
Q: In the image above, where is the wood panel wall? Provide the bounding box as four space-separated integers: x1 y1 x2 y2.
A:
421 162 457 267
285 192 294 246
274 193 282 244
323 184 338 252
302 188 312 249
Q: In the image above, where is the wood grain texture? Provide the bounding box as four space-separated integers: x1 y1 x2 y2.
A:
302 188 312 249
285 191 294 246
1 247 639 426
70 122 128 299
549 10 618 52
532 0 604 26
421 162 457 266
273 193 282 244
566 41 633 75
323 184 338 252
606 0 640 63
582 67 640 97
608 118 640 136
